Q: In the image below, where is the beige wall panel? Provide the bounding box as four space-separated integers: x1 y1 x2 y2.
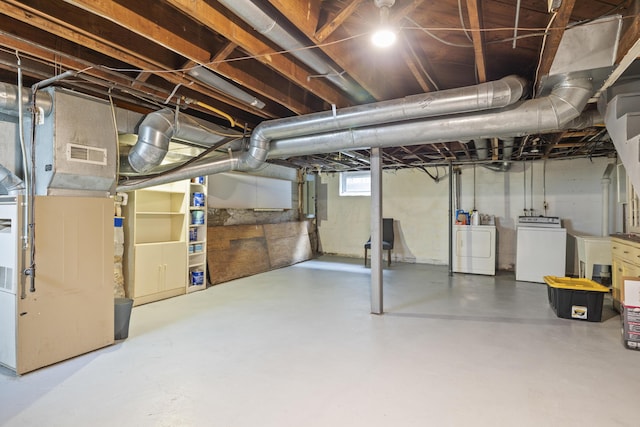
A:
16 196 114 374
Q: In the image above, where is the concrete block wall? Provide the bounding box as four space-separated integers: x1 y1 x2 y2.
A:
317 157 622 271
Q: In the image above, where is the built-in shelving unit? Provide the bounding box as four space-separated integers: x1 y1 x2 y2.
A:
124 180 188 306
187 177 207 293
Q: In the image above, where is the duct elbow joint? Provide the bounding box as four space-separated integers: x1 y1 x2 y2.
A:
238 147 269 171
500 75 528 105
549 76 594 126
128 110 176 173
128 141 169 173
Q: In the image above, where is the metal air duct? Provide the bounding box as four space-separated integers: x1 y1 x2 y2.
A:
474 139 489 160
266 75 592 158
0 82 53 116
502 137 515 160
602 163 615 236
481 137 515 172
0 163 24 194
34 87 118 197
121 75 526 189
127 108 242 173
118 74 592 191
216 0 370 103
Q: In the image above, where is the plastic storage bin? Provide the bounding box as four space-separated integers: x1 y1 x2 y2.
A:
191 270 204 286
544 276 610 322
622 305 640 350
192 192 205 207
191 210 204 225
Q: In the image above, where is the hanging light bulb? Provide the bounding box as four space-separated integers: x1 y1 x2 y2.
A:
372 0 397 48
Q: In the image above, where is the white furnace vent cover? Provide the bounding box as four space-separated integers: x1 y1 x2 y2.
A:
66 143 108 165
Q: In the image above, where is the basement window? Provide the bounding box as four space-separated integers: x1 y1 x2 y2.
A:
339 171 371 196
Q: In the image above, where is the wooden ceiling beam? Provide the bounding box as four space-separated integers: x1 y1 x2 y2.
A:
267 0 391 100
491 138 499 160
270 0 322 36
465 0 487 83
60 0 211 61
543 133 573 158
0 32 165 98
400 34 433 93
381 150 410 168
535 0 577 89
617 0 640 64
406 37 441 91
315 0 365 42
1 0 276 119
0 47 236 120
210 42 237 66
440 143 458 160
390 0 426 24
161 0 350 108
400 146 425 161
53 0 337 114
460 142 471 160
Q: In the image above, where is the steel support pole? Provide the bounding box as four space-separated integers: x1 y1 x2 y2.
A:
448 161 453 277
370 147 383 314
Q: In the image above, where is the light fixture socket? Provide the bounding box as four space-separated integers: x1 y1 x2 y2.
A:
371 0 397 47
374 0 395 8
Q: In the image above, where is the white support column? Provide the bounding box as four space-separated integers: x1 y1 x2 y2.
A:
370 147 383 315
448 161 453 276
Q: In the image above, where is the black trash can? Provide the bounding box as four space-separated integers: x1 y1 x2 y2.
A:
114 298 134 340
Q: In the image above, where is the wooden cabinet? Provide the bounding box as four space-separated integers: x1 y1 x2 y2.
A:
611 237 640 312
132 243 186 298
124 181 188 306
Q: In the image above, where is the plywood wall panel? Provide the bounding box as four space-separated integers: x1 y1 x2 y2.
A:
207 221 313 285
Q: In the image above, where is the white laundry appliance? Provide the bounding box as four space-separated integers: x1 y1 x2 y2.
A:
452 225 497 275
516 216 567 283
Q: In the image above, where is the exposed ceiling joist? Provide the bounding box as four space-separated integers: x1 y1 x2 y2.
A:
267 0 393 100
315 0 365 42
535 0 577 89
0 0 624 173
465 0 487 83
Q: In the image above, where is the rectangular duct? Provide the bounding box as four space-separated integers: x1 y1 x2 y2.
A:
34 88 117 197
548 15 621 77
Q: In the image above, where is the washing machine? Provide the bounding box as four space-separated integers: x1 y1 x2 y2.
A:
516 216 566 283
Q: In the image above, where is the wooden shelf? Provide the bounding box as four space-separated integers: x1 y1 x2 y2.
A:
124 180 189 305
137 211 185 216
188 178 207 293
123 178 208 302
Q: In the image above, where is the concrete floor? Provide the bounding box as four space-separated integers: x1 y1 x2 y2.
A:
1 256 637 426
